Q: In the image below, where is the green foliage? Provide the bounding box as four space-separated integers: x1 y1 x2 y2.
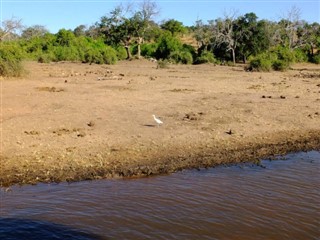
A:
249 46 297 72
115 46 128 60
248 52 274 72
311 53 320 64
140 43 158 57
83 46 117 64
293 48 308 63
155 33 182 59
53 46 80 62
157 59 170 69
169 50 193 64
161 19 186 36
195 50 217 64
37 52 55 63
55 29 76 46
0 44 24 77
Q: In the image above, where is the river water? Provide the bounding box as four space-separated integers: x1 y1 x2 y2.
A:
1 151 319 240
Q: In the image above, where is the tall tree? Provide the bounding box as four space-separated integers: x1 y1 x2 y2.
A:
0 17 23 41
21 25 48 40
275 6 304 49
235 13 271 63
161 19 186 36
99 6 135 59
212 11 242 65
132 0 159 58
193 19 214 51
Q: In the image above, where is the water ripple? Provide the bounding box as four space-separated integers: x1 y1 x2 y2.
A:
1 151 319 239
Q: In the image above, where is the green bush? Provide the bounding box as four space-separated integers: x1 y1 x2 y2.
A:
155 33 182 60
53 46 80 62
169 50 193 64
37 52 55 63
115 46 128 60
249 47 296 72
293 48 308 63
272 59 290 71
274 46 295 66
140 43 158 58
83 46 117 64
101 46 117 64
248 53 274 72
311 53 320 64
195 50 217 64
0 44 24 77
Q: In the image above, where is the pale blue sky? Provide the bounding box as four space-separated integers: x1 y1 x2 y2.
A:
1 0 319 33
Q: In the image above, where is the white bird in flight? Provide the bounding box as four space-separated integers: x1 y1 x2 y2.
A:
152 114 163 127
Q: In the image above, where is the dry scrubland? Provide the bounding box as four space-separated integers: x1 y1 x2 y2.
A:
1 60 320 186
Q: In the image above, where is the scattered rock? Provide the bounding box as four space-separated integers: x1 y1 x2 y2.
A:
262 95 272 99
87 121 95 127
24 130 40 135
183 112 204 121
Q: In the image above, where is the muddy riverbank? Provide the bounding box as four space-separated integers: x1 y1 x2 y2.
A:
1 60 320 187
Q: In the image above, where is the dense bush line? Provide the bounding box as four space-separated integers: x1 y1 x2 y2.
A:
1 8 319 76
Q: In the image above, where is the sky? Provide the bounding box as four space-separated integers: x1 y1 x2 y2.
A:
1 0 319 34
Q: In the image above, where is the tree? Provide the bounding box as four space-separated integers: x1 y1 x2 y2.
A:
99 1 159 59
0 17 23 41
55 29 76 46
212 11 242 65
73 25 87 37
275 6 304 49
235 13 271 63
132 0 159 58
99 6 135 59
193 19 214 51
21 25 48 40
161 19 186 36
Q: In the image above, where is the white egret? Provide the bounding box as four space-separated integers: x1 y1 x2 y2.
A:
152 114 163 127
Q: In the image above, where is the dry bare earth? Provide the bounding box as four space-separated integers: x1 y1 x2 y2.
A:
1 60 320 186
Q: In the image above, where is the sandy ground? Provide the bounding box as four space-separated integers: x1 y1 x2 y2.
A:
1 60 320 186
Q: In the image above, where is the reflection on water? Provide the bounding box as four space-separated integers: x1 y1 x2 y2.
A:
1 151 319 240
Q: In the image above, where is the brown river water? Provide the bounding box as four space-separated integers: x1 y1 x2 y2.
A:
0 151 319 240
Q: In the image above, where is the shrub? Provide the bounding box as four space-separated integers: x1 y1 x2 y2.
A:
157 59 170 69
0 44 24 77
101 46 117 64
115 46 127 60
274 46 295 66
195 50 217 64
140 43 158 58
155 33 182 60
37 52 55 63
248 47 296 72
311 53 320 64
169 50 193 64
248 53 274 72
272 60 290 71
53 46 80 62
83 46 117 64
293 48 308 63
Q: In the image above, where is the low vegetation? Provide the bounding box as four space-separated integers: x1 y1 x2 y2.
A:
0 3 319 77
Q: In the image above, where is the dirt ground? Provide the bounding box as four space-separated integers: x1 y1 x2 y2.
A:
1 60 320 187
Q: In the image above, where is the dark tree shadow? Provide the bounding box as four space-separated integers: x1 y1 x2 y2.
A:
0 218 106 240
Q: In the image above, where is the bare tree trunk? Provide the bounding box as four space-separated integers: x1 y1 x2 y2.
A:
125 45 132 59
137 37 143 59
231 48 236 65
